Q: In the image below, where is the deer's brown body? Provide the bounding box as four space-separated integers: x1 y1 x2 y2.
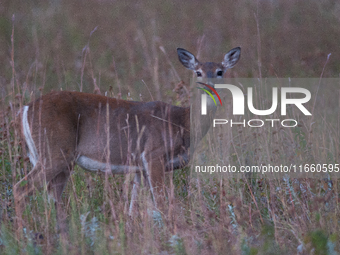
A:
14 46 241 220
16 91 189 206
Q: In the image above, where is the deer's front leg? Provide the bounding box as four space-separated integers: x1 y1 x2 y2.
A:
141 152 166 213
129 172 141 216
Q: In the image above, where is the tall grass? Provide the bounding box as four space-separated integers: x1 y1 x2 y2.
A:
1 0 340 254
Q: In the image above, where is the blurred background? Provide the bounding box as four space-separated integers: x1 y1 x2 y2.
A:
1 0 340 102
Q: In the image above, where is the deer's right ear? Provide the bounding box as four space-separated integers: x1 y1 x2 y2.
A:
177 48 199 70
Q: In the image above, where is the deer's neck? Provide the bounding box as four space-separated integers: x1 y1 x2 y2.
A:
201 94 217 137
191 94 217 149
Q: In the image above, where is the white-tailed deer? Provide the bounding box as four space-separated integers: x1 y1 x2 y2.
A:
14 47 241 222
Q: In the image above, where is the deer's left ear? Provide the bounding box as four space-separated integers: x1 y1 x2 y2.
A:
222 47 241 69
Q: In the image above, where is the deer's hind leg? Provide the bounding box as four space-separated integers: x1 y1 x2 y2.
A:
48 170 71 202
13 154 74 231
48 169 72 234
14 161 47 218
14 161 72 214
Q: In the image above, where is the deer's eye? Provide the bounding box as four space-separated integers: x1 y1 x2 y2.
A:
217 70 223 76
196 71 202 77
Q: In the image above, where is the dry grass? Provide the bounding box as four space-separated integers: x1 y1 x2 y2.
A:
0 0 340 254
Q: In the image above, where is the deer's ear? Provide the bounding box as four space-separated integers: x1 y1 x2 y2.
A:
177 48 199 70
222 47 241 69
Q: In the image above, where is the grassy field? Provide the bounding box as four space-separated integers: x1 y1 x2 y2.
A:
1 0 340 254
